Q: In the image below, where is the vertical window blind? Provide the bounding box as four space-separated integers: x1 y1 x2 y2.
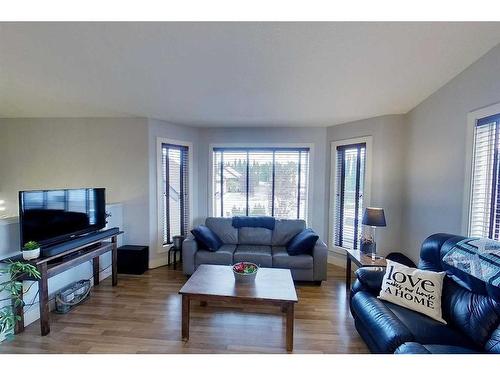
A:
334 143 366 249
162 143 189 245
212 148 309 219
470 114 500 239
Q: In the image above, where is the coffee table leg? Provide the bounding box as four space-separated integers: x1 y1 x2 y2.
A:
286 303 294 352
182 295 190 341
345 256 352 294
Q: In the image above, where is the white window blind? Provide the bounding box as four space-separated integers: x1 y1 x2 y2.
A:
212 148 309 220
469 114 500 239
334 143 366 249
162 143 189 244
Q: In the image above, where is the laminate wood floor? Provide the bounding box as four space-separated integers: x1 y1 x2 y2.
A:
1 263 369 354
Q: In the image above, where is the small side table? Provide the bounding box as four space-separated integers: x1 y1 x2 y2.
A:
168 246 182 270
345 250 387 294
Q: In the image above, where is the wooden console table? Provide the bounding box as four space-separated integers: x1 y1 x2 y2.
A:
7 231 122 336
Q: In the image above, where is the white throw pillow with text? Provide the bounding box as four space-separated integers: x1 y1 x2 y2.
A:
378 260 446 324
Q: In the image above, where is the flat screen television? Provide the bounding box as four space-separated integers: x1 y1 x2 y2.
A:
19 188 106 247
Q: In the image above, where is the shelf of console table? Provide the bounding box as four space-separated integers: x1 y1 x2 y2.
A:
3 231 123 336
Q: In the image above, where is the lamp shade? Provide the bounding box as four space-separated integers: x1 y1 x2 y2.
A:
362 207 386 227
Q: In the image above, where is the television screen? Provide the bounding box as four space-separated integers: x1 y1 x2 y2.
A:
19 188 106 247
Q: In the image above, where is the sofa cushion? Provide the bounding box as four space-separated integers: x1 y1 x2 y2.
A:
485 326 500 353
394 342 478 354
191 225 223 251
272 246 313 269
272 219 306 246
385 301 475 349
195 244 236 266
233 245 272 267
441 278 500 350
286 228 319 255
239 227 272 245
205 217 239 244
350 291 414 353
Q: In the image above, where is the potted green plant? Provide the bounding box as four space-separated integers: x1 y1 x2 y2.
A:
0 261 40 342
22 241 40 260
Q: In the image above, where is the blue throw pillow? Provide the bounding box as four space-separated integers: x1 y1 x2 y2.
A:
191 225 223 251
286 228 319 256
232 216 276 230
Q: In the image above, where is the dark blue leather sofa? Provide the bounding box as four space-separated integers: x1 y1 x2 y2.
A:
350 233 500 354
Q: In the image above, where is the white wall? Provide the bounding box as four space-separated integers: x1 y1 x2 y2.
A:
0 118 149 246
403 44 500 261
197 127 329 240
326 115 407 259
0 117 207 269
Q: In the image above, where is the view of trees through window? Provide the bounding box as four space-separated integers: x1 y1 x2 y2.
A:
213 148 309 219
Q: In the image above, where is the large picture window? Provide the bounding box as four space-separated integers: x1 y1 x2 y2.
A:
161 143 189 245
212 148 310 219
469 113 500 239
332 142 367 250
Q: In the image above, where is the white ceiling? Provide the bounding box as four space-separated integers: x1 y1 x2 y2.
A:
1 22 500 127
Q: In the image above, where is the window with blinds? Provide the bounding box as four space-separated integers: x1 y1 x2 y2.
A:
161 143 189 245
212 148 309 219
469 114 500 239
334 143 366 249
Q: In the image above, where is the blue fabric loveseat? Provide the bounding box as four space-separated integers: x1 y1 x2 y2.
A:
350 233 500 354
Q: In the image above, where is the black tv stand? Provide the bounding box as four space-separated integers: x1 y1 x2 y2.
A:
9 228 123 336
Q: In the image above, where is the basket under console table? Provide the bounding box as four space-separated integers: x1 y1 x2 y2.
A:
6 230 123 336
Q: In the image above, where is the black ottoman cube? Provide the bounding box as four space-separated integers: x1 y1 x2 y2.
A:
117 245 149 274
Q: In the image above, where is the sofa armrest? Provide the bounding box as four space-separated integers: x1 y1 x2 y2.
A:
351 267 386 296
351 291 415 353
182 234 198 275
394 342 431 354
312 239 328 281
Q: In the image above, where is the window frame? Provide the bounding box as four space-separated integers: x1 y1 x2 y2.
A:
156 137 193 252
329 136 372 254
463 102 500 236
208 143 314 224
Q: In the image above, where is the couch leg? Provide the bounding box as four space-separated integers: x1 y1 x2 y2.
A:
314 281 322 286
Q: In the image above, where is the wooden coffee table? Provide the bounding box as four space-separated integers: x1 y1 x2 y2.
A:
179 264 298 351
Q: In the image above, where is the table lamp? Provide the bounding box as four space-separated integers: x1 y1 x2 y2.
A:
362 207 386 260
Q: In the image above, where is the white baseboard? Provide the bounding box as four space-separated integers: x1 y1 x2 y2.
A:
99 268 112 282
149 257 168 269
